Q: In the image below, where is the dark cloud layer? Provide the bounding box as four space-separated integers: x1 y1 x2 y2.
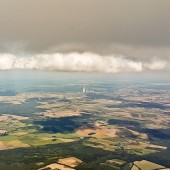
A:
0 0 170 53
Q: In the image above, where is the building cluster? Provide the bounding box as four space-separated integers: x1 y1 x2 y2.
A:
83 86 94 93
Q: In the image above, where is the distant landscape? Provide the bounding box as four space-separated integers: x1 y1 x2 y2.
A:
0 71 170 170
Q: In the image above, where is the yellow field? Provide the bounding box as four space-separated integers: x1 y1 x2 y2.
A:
11 132 28 136
0 141 6 150
39 157 82 170
39 163 75 170
131 160 165 170
43 110 81 118
75 126 118 138
58 157 82 168
5 140 29 148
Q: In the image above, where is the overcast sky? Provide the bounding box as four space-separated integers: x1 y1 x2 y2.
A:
0 0 170 72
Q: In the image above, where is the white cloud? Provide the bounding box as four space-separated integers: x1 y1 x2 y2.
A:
0 52 168 73
144 58 168 70
0 53 15 69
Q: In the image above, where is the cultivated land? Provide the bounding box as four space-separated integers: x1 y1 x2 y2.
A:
0 83 170 169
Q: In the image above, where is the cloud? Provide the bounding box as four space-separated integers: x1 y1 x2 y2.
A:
1 0 170 54
144 58 168 70
0 52 144 73
0 53 16 70
0 1 170 64
0 52 169 73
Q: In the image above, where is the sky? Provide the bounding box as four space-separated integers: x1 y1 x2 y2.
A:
0 0 170 73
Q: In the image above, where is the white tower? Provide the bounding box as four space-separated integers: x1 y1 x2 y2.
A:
83 86 86 93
